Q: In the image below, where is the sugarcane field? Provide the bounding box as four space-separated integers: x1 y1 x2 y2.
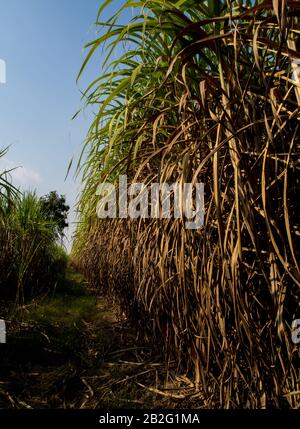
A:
0 0 300 422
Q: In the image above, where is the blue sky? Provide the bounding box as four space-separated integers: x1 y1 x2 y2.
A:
0 0 127 249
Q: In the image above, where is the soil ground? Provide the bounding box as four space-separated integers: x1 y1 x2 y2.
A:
0 269 200 409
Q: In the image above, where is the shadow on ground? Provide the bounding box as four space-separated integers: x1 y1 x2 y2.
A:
0 270 197 409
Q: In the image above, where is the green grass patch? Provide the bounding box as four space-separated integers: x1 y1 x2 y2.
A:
3 269 96 365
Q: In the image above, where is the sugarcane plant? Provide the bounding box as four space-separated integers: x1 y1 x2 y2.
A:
73 0 300 407
0 149 68 303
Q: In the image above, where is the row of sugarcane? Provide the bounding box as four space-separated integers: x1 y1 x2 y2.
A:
72 0 300 408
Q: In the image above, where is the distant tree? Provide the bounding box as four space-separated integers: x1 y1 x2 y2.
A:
40 191 69 239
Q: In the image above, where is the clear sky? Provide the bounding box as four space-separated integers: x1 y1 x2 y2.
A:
0 0 127 249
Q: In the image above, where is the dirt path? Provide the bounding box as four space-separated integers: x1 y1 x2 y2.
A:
0 270 192 409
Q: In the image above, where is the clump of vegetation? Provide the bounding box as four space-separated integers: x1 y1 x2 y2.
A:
0 149 69 303
72 0 300 408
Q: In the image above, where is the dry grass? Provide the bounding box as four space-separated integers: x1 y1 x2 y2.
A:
0 274 197 409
